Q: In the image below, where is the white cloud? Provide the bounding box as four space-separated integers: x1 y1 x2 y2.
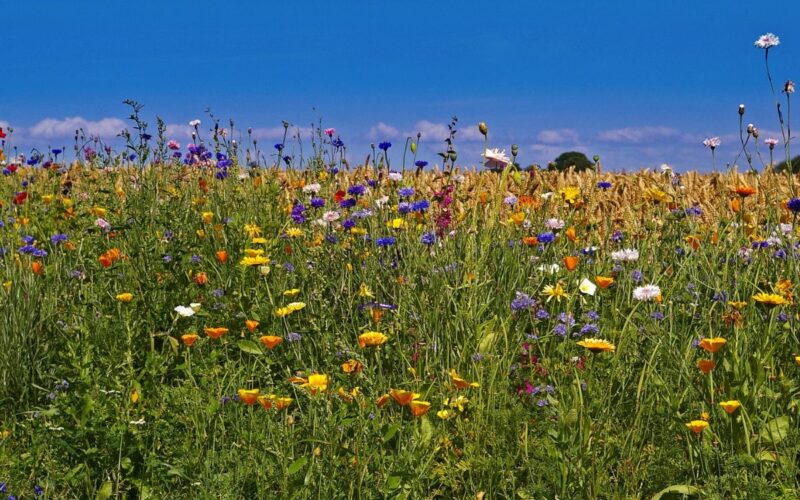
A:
367 122 401 141
406 120 450 141
29 116 127 139
536 129 579 144
596 126 692 144
165 124 193 139
251 125 313 141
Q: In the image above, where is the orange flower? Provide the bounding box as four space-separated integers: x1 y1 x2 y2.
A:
449 369 480 389
259 335 283 349
686 420 709 434
697 359 715 374
389 389 419 406
31 261 43 275
194 272 208 286
563 256 579 271
257 395 273 410
595 276 615 289
181 333 199 346
565 227 577 242
409 400 432 417
685 235 701 250
215 250 228 263
729 198 741 213
237 389 260 405
342 359 364 374
522 236 539 247
719 400 741 414
204 327 229 340
358 331 388 348
376 394 390 408
245 319 259 332
98 248 121 268
273 397 293 410
733 186 757 197
699 337 726 353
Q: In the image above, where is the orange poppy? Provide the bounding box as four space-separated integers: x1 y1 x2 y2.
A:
245 320 259 332
342 359 364 374
409 400 432 417
595 276 615 289
733 186 757 197
259 335 283 349
522 236 539 247
563 256 579 271
216 250 228 263
31 261 43 275
697 359 715 374
729 198 740 213
194 272 208 286
565 227 577 242
376 394 390 408
204 327 229 340
257 395 273 410
389 389 419 406
237 389 260 405
699 337 727 353
181 333 199 346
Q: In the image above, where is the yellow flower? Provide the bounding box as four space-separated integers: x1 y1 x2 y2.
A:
408 400 432 417
559 186 581 204
449 369 480 389
387 218 407 230
576 338 616 353
719 400 741 414
41 194 54 204
91 206 107 217
643 187 672 203
752 292 788 307
447 395 470 412
727 301 747 310
306 374 329 393
286 302 306 313
286 227 303 238
358 283 375 298
437 409 453 420
389 389 420 406
508 211 525 225
115 293 134 303
685 420 709 434
244 223 262 238
252 237 268 244
202 212 214 224
237 389 260 405
542 282 569 302
283 288 301 297
275 307 291 318
358 331 388 348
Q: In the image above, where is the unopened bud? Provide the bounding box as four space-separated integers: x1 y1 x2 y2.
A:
752 127 759 138
511 144 519 157
747 123 754 134
593 155 600 162
410 141 417 154
738 104 745 115
478 122 488 136
448 150 457 162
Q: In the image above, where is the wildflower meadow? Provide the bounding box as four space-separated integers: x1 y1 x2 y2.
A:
2 31 800 499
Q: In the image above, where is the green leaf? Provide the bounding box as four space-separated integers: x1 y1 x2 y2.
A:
237 340 263 355
651 484 700 499
386 475 402 490
383 424 400 442
761 415 791 445
419 416 433 444
288 456 308 475
96 481 113 500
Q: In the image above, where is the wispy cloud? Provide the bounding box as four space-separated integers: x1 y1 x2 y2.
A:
536 129 579 144
251 125 313 141
597 126 694 144
367 122 401 141
165 124 193 139
28 116 127 139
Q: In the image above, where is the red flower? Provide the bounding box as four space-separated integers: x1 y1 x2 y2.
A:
13 191 28 205
0 127 6 139
334 190 346 203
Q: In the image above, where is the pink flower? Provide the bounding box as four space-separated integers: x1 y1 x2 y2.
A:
702 137 721 150
167 140 180 150
754 33 780 49
765 138 779 149
95 218 111 233
325 128 335 137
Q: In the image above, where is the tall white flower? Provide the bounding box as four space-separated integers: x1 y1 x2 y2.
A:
544 218 565 230
754 33 780 49
388 172 403 182
189 119 202 127
302 183 321 194
482 148 510 170
174 305 196 317
322 210 340 222
702 137 720 149
633 284 661 301
611 249 639 262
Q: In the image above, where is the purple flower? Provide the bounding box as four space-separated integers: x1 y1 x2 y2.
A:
410 200 430 212
536 399 549 407
286 332 302 342
511 292 536 311
398 187 415 198
535 309 550 320
632 270 643 283
347 185 366 197
421 232 436 246
537 232 555 244
310 197 325 209
597 181 612 190
50 233 68 245
378 141 391 151
376 237 396 247
788 198 800 214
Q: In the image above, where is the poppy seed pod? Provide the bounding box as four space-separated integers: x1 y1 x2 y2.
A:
747 123 754 134
752 127 759 138
511 144 519 157
593 155 600 162
478 122 488 136
449 150 458 162
410 141 417 154
739 104 745 115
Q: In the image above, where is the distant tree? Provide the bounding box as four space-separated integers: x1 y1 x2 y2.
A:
548 151 595 172
773 155 800 173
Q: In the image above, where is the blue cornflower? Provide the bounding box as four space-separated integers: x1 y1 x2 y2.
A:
537 232 555 244
398 187 415 198
340 198 357 209
378 141 391 151
274 143 284 151
347 185 366 197
34 485 44 497
632 270 643 283
398 202 411 214
611 230 624 243
331 139 344 148
685 204 703 216
342 218 356 230
52 148 62 155
536 399 549 407
553 323 568 337
544 385 555 394
22 235 35 244
50 233 68 245
578 323 599 336
504 195 518 206
650 311 665 321
787 197 800 214
286 332 302 342
310 197 325 209
597 181 612 190
325 234 338 244
535 309 550 320
376 237 396 247
414 160 428 169
410 200 430 212
367 179 377 188
421 232 436 246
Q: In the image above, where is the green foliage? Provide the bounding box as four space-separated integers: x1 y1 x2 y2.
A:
548 151 595 172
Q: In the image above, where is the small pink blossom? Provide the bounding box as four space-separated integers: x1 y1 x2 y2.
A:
325 128 335 137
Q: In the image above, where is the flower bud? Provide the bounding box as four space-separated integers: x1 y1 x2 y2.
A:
593 155 600 162
785 80 796 94
752 127 759 138
410 141 417 154
478 122 488 136
511 144 519 157
448 150 458 162
747 123 754 135
738 104 745 115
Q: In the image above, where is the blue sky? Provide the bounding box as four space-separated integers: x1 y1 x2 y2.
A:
2 0 799 171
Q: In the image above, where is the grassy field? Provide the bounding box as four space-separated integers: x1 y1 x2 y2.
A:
0 160 799 498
